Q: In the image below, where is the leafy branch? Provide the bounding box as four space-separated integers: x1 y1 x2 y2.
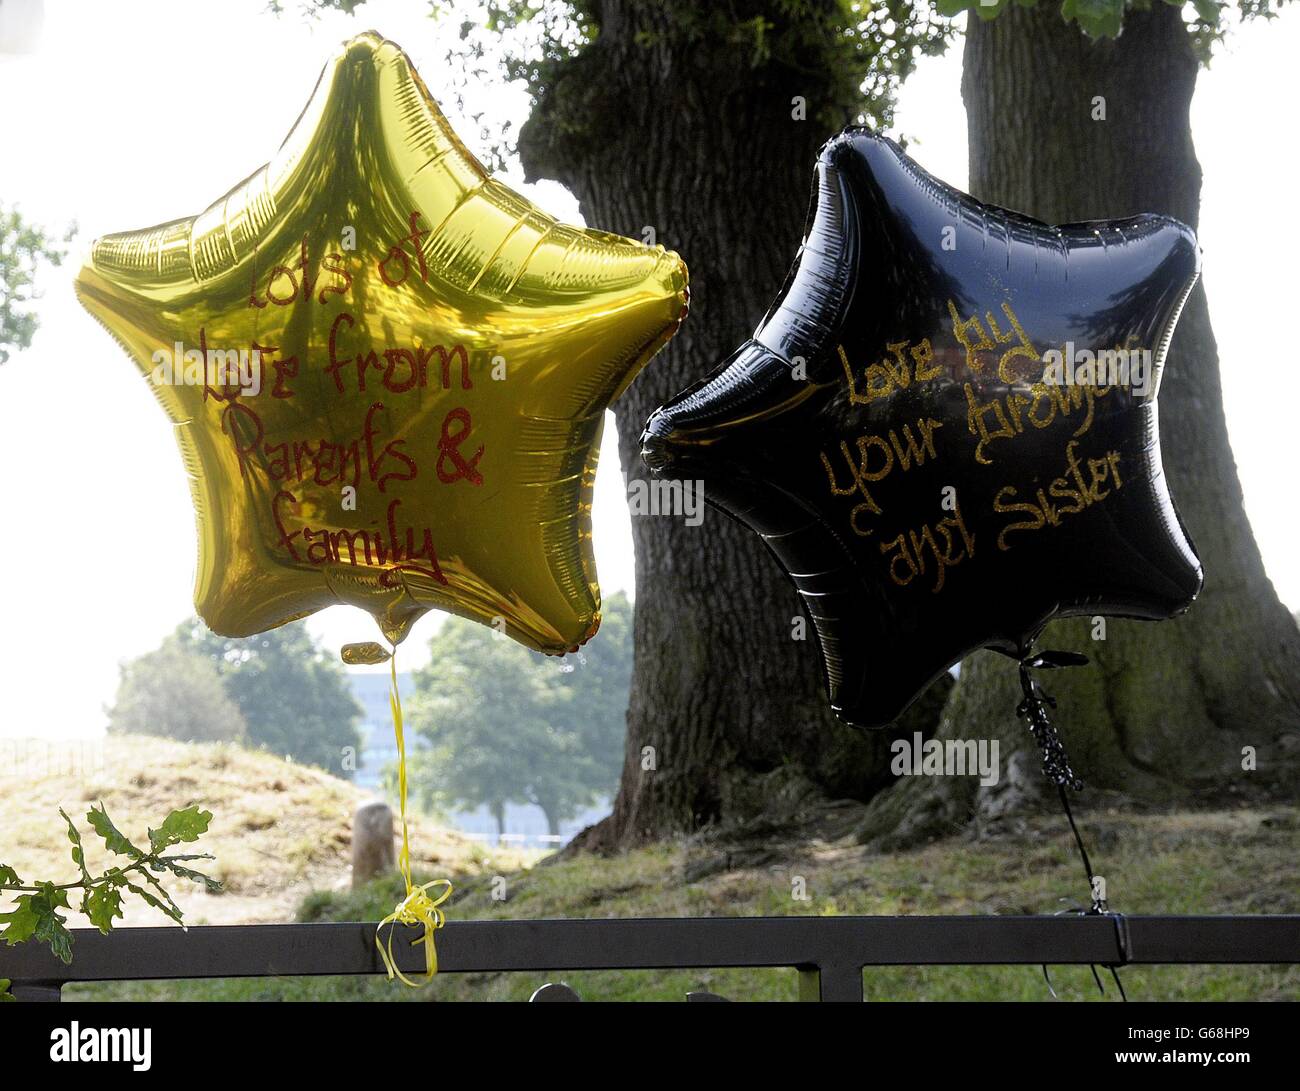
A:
0 203 76 365
0 803 219 995
933 0 1288 57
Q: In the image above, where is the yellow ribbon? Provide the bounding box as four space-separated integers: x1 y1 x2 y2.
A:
375 646 453 986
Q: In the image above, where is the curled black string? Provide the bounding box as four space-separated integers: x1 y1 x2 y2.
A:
1016 651 1086 793
1016 648 1129 1000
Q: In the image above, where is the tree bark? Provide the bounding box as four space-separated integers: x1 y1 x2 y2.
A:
519 0 937 847
858 2 1300 849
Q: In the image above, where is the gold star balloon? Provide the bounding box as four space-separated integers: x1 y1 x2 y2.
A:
76 31 688 655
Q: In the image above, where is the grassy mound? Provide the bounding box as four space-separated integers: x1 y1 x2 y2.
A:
1 734 523 928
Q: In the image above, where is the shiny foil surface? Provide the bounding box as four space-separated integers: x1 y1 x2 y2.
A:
77 32 688 653
643 129 1201 727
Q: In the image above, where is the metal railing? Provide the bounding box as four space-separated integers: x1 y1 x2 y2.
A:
3 914 1297 1001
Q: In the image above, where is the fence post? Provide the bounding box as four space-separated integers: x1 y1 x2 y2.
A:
797 963 863 1002
351 801 395 888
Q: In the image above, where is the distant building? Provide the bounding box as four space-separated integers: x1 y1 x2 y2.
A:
447 798 611 850
346 672 609 849
349 671 420 790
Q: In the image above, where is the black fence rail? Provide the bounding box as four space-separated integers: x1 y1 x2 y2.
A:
3 915 1297 1001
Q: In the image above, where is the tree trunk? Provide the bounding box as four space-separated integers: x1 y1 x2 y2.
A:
491 800 506 842
518 1 927 847
858 2 1300 849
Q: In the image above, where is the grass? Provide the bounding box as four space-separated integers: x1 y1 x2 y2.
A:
60 801 1300 1002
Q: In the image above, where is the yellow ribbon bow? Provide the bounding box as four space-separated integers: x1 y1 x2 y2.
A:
375 647 453 986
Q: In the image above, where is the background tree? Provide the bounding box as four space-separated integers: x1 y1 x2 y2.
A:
0 203 72 363
176 620 363 776
403 637 554 837
406 596 633 837
107 642 247 743
510 0 954 846
560 590 634 787
858 0 1300 848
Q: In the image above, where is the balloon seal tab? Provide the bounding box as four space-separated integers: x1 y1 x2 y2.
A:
341 641 391 666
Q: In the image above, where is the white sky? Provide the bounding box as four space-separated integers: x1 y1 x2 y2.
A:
0 0 1295 740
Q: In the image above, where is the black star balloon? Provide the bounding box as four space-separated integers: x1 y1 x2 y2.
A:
642 129 1203 729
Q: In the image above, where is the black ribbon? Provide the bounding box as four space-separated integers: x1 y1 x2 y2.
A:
1016 648 1128 999
1016 651 1087 792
